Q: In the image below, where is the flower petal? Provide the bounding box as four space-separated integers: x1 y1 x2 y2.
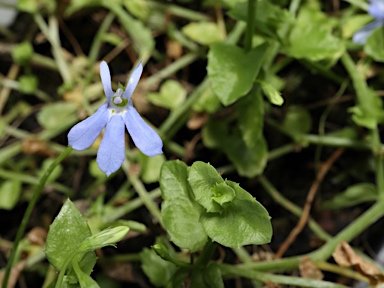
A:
369 0 384 20
68 104 108 150
352 20 382 44
97 115 125 176
124 106 163 156
123 62 143 100
100 61 114 101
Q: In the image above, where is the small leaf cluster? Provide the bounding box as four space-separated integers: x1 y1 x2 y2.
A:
160 160 272 250
44 199 129 287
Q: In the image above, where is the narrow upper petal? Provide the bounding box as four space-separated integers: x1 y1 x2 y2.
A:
369 0 384 20
124 106 163 157
68 104 108 150
96 115 125 176
123 62 143 100
352 20 382 44
100 61 114 101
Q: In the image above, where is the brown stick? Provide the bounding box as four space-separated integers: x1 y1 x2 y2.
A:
275 148 344 259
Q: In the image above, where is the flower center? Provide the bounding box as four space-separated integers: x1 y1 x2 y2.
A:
111 88 128 109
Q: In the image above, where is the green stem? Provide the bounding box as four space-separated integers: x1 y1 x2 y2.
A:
147 1 209 21
310 201 384 261
102 188 161 223
233 200 384 273
244 0 256 52
267 143 297 161
54 250 77 288
142 52 200 88
259 175 331 241
130 176 162 226
122 162 163 226
2 146 73 288
340 53 384 199
34 14 71 83
195 241 216 266
340 53 368 108
219 264 348 288
88 13 115 65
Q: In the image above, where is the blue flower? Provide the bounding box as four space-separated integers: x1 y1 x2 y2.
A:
353 0 384 44
68 61 163 176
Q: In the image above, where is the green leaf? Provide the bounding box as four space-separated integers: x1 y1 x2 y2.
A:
139 153 166 184
236 89 264 148
0 180 21 210
19 75 38 94
343 0 368 10
140 248 177 287
348 89 384 129
282 105 312 136
45 199 96 272
211 182 236 207
207 42 268 106
37 102 77 130
108 5 154 62
260 80 284 106
224 133 268 178
228 0 294 39
365 27 384 62
202 120 228 149
190 263 224 288
17 0 39 13
182 22 223 45
188 161 225 213
123 0 149 20
204 0 241 8
146 80 187 110
322 183 377 210
160 161 208 252
341 14 372 39
12 42 34 64
77 226 129 253
200 181 272 247
65 0 102 16
72 261 100 288
284 7 344 62
193 86 221 113
89 160 106 179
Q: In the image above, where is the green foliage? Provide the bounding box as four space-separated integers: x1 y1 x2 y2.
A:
365 27 384 62
37 102 77 130
12 42 34 64
182 22 223 45
6 0 384 287
45 199 128 287
45 199 96 274
322 183 377 210
146 80 186 110
39 158 63 183
160 161 272 248
19 75 38 94
0 180 21 210
207 42 268 106
284 7 345 62
140 247 177 287
228 0 294 39
260 80 284 106
160 160 207 252
192 86 222 113
282 106 312 138
139 153 166 184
